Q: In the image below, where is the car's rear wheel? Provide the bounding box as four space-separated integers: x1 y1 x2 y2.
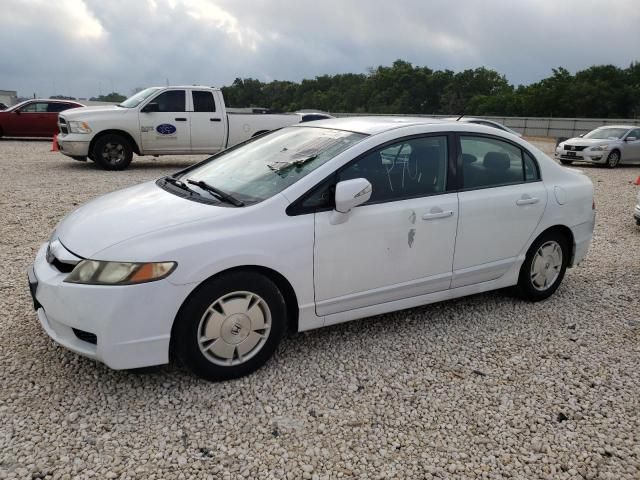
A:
173 271 286 381
606 150 620 168
92 134 133 170
516 231 569 301
560 159 573 165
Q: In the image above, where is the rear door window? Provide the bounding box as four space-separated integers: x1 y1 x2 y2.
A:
460 136 539 189
192 91 216 112
47 103 76 113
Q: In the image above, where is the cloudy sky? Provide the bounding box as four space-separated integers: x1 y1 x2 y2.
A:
2 0 639 99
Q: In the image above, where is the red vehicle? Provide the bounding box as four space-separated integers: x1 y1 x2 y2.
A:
0 99 84 138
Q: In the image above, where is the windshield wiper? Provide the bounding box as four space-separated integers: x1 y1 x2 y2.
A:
186 179 245 207
164 176 193 193
267 154 318 172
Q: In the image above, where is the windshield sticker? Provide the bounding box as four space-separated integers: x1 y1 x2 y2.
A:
156 124 177 135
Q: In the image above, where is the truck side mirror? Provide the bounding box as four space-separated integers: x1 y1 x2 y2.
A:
142 102 159 113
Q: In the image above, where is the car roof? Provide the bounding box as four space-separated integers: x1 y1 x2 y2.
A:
592 125 636 129
296 116 446 135
20 99 82 103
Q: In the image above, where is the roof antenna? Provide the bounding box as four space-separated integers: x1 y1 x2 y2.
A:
456 113 465 121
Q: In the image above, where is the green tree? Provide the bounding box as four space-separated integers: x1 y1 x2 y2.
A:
89 92 126 102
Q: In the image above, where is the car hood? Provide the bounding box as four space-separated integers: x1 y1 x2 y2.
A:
54 181 236 258
60 105 127 119
563 137 618 146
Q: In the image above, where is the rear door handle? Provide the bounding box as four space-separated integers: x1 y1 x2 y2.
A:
175 117 187 121
516 195 539 206
422 209 454 221
210 118 221 122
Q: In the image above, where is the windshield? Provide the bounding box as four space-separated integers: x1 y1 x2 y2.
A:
179 127 366 203
584 127 628 140
119 87 162 108
5 100 30 112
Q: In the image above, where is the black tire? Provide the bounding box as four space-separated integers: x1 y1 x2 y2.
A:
560 159 573 165
92 133 133 170
173 271 287 381
606 150 620 168
515 231 570 301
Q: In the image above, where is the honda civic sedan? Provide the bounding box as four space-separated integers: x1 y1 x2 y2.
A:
29 117 595 381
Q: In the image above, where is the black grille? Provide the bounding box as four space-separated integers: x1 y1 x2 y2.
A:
51 258 75 273
58 117 68 134
72 328 97 345
564 145 587 151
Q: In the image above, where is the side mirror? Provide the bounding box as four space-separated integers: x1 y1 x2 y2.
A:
330 178 372 225
626 136 637 142
142 102 159 113
13 109 21 115
578 134 584 137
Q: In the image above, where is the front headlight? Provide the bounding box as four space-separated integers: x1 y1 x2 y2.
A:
65 260 176 285
590 144 610 152
68 121 92 134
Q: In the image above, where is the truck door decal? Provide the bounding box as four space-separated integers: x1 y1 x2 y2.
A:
156 124 177 135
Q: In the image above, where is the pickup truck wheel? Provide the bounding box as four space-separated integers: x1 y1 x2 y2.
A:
174 271 286 381
93 134 133 170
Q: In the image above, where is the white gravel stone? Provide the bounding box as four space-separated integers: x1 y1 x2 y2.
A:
0 139 639 479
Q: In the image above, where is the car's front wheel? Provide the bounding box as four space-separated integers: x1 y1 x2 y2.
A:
606 150 620 168
516 231 569 301
173 271 287 381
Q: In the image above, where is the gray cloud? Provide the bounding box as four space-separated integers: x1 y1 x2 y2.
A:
1 0 639 99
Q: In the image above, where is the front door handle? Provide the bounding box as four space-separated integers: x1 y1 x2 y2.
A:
422 209 454 221
175 117 187 121
210 118 221 122
516 195 539 206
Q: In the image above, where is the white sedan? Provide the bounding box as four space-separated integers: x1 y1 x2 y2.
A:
29 117 595 381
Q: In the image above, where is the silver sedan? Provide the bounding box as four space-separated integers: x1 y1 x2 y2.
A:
556 125 640 168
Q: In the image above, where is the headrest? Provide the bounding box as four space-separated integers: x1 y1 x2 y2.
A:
462 153 477 165
483 152 510 171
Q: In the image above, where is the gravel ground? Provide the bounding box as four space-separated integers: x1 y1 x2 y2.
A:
0 139 639 480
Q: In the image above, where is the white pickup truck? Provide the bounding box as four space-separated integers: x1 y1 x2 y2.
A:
56 86 305 170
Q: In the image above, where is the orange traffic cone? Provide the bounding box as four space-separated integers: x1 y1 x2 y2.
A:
51 134 59 152
634 175 640 186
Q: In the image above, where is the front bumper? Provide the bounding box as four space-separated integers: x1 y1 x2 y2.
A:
29 243 194 370
56 134 90 157
555 148 607 164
